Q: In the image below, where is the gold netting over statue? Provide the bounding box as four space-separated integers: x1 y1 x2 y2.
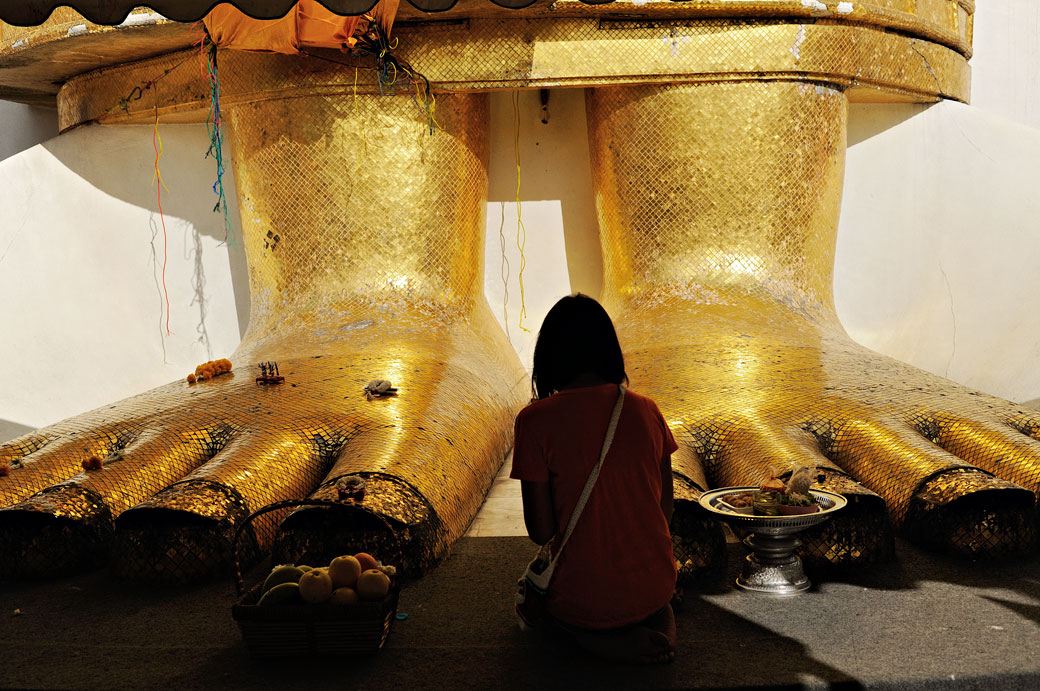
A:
586 81 1036 564
1 0 1039 584
0 80 530 581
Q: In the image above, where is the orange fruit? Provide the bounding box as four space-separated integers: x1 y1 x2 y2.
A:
354 552 379 572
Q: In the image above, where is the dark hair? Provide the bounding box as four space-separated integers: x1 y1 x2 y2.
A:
531 293 627 399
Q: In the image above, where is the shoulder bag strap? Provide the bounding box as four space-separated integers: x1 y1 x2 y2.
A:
545 384 625 566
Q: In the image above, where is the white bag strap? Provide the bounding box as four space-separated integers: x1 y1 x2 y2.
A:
545 384 625 568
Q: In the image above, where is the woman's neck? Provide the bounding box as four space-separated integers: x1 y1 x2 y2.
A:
559 373 610 391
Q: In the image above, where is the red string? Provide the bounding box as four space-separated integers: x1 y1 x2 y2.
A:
197 35 208 76
153 108 171 336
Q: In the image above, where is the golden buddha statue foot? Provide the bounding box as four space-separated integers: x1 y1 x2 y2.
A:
0 87 527 582
588 82 1039 562
616 296 1037 562
0 324 524 582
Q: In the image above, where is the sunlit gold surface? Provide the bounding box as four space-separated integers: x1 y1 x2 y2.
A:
547 1 972 55
0 9 190 106
588 82 1038 559
0 84 528 580
56 15 971 131
0 0 974 45
2 0 974 100
4 0 1038 582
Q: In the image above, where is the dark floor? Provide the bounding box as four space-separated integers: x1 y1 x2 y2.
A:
1 536 1038 691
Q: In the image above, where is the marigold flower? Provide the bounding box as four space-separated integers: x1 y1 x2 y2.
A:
192 358 231 382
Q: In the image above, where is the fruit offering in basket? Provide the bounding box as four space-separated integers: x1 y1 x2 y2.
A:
752 466 821 516
257 552 395 606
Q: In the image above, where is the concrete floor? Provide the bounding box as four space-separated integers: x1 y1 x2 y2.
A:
2 533 1038 691
2 456 1039 691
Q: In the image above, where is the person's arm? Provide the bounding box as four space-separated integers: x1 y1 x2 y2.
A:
660 453 674 523
520 480 556 545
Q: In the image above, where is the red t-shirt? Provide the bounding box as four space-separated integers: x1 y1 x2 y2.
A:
511 383 678 629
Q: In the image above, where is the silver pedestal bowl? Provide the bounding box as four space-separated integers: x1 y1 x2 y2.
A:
699 487 847 596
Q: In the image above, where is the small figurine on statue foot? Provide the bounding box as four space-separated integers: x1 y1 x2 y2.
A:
255 361 285 385
364 379 398 400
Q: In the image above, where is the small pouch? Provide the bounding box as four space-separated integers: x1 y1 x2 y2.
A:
515 545 552 630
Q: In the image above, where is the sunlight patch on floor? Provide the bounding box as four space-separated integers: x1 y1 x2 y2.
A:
467 450 526 537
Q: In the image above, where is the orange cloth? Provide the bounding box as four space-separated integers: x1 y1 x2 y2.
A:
204 0 399 54
511 384 678 630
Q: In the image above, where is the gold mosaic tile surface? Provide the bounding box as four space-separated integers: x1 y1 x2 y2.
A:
57 14 970 131
3 3 1038 582
0 87 528 581
588 81 1038 560
2 1 973 59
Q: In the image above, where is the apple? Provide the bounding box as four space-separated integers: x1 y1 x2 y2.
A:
356 569 391 600
328 555 362 589
329 587 359 605
297 568 333 603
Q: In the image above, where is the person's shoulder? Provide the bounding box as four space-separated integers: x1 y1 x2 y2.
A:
623 387 661 411
516 395 557 424
623 388 668 420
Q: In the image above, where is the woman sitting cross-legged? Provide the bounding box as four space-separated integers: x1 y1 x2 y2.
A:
511 293 678 664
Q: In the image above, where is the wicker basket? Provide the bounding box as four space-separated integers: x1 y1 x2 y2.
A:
230 499 399 656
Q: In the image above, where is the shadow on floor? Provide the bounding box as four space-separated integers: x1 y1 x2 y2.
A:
1 537 1038 690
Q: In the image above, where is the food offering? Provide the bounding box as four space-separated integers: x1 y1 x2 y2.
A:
233 551 399 655
718 466 821 516
254 553 396 607
698 479 847 595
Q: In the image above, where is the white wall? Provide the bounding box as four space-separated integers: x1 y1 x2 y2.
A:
0 101 57 163
488 93 1040 406
835 102 1040 405
0 125 247 439
483 88 599 373
970 2 1040 132
1 1 1038 442
833 1 1040 406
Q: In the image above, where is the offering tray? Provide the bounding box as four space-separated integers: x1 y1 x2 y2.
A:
699 487 847 596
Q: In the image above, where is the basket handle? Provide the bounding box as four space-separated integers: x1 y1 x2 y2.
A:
231 497 395 596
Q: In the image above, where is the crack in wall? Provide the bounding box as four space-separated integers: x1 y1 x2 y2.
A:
909 39 942 94
939 260 957 378
187 224 212 360
791 25 808 61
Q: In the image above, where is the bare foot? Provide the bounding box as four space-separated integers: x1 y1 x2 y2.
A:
619 295 1038 559
569 605 677 665
0 86 527 581
588 82 1039 563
